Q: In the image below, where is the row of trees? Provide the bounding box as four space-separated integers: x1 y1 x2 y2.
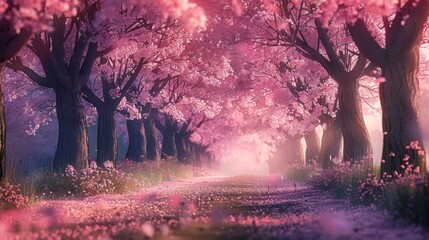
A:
0 0 428 181
244 0 427 174
0 0 211 180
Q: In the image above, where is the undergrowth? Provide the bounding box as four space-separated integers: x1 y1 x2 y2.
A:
1 158 197 210
308 162 429 227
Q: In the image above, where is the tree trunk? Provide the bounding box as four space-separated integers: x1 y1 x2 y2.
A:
268 136 304 173
286 136 304 163
162 129 177 158
268 140 288 174
380 47 426 175
0 64 5 181
126 118 147 162
338 78 373 171
96 105 118 167
144 112 161 161
191 144 203 167
0 26 31 181
53 89 89 171
176 134 190 164
304 128 321 164
320 118 342 169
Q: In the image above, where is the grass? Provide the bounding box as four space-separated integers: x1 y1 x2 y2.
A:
1 158 202 210
308 162 429 227
118 159 195 186
381 174 429 226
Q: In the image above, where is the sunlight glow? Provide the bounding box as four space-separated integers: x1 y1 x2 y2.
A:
219 141 270 176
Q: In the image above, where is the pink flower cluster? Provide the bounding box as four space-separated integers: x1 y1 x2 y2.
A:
41 161 143 198
309 162 355 191
0 182 29 210
310 161 429 225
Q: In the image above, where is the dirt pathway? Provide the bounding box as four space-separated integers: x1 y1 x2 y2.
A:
1 175 428 239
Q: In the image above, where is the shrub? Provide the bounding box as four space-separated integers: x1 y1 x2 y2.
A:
309 162 429 226
36 161 143 198
35 159 195 198
382 173 429 226
0 182 29 210
284 161 318 181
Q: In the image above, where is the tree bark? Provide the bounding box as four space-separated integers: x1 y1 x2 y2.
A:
53 89 89 171
144 111 161 161
380 47 426 175
0 22 32 181
0 64 5 181
160 115 178 159
176 133 191 164
126 118 147 162
191 143 205 167
338 78 373 171
96 105 118 166
347 1 428 175
162 129 177 158
320 118 342 169
304 128 321 164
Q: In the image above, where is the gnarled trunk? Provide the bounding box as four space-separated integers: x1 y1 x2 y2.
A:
0 64 5 181
320 118 342 169
126 118 147 162
144 112 161 161
304 129 321 164
380 47 426 175
53 89 89 171
96 105 117 166
338 78 373 171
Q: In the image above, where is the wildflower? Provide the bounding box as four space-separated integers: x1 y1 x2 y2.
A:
403 155 410 161
89 161 98 169
103 160 114 169
65 165 76 177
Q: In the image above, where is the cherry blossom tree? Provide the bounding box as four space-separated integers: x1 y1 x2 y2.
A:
250 1 375 169
0 0 78 180
4 0 207 171
83 55 146 166
340 0 429 174
7 1 112 171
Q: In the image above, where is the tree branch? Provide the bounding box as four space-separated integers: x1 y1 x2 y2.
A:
118 58 145 101
347 19 386 67
389 0 429 60
348 53 368 79
314 18 345 73
82 85 103 108
30 35 68 88
7 57 52 88
0 26 32 62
